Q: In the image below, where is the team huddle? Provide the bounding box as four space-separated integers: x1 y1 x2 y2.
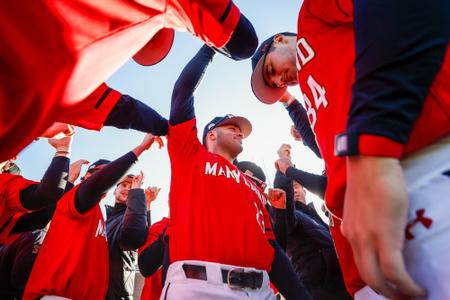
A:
1 0 450 300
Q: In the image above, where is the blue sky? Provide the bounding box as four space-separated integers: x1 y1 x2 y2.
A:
16 1 325 221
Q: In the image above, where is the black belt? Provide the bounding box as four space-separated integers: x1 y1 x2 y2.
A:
182 263 264 290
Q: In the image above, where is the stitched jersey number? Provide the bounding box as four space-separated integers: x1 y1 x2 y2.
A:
303 75 328 130
254 202 265 233
297 37 328 130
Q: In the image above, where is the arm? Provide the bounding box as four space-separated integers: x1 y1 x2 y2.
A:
146 210 151 227
285 167 327 199
19 136 72 210
268 240 312 300
170 45 216 125
342 2 446 297
75 134 157 213
138 231 166 277
19 157 69 210
345 0 450 157
104 95 168 136
273 170 298 230
338 1 448 298
75 152 137 213
213 13 257 60
11 205 56 233
117 189 149 250
285 99 321 158
271 208 287 251
267 188 288 251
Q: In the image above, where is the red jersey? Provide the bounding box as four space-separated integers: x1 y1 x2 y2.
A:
167 119 275 271
296 0 450 294
0 174 36 245
23 185 109 300
0 0 241 162
139 217 169 300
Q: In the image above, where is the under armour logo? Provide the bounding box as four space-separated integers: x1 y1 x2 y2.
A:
405 209 433 240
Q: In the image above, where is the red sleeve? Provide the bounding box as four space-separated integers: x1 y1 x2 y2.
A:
0 174 36 214
58 83 122 131
358 134 403 159
0 174 37 245
167 0 241 48
167 118 202 163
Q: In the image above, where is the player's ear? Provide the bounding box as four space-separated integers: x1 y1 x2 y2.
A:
273 34 285 45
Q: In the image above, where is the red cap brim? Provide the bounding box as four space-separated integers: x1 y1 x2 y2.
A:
133 28 175 66
251 57 286 104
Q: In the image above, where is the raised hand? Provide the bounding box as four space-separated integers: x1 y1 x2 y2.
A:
268 188 286 209
290 125 302 142
131 171 145 189
277 143 292 159
145 186 161 210
133 134 164 157
68 159 89 183
48 135 73 156
275 157 293 175
41 122 75 139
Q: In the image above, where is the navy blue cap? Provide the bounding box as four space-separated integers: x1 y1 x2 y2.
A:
202 114 252 144
236 161 266 183
250 32 296 104
86 159 111 174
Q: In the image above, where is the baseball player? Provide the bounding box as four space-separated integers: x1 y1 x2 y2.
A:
106 172 161 300
0 0 258 162
250 0 450 299
163 45 311 299
23 134 160 299
0 136 72 246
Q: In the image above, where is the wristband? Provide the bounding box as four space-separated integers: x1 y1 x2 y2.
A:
55 150 70 157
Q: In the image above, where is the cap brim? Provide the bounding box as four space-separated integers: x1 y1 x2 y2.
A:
219 116 252 139
133 28 175 66
251 57 287 104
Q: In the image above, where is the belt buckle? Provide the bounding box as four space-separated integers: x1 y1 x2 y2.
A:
226 268 247 290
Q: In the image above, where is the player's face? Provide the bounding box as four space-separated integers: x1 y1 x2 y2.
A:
216 125 244 158
293 181 306 203
114 181 132 204
263 42 297 89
